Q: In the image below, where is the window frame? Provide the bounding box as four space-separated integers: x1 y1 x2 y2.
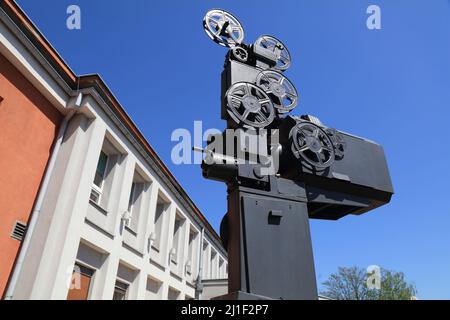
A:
186 229 198 276
113 280 129 301
67 263 96 301
210 249 217 279
171 214 185 265
127 182 137 214
152 199 168 251
168 287 180 300
90 151 109 205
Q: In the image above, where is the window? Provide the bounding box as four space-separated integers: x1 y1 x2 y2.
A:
146 277 162 300
126 171 146 232
127 183 136 213
153 196 168 250
187 229 198 276
168 287 180 300
171 213 185 265
67 264 95 300
210 250 217 279
219 258 224 278
113 281 129 300
202 241 209 279
94 151 108 188
89 137 124 210
90 151 108 205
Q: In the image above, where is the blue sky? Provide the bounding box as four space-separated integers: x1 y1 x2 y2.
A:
16 0 450 299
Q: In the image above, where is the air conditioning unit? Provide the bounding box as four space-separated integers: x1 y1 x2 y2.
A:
121 211 132 225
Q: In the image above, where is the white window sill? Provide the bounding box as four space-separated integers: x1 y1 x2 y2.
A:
124 225 138 237
89 199 108 215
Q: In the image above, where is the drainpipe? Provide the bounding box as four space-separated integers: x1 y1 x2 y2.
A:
195 227 205 300
4 93 83 300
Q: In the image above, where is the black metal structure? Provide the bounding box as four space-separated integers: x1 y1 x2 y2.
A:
200 9 393 300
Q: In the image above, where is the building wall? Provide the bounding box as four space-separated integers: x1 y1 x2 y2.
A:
12 99 227 299
201 279 228 300
0 53 62 297
0 1 227 300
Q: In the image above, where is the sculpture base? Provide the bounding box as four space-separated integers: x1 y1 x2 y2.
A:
226 183 318 300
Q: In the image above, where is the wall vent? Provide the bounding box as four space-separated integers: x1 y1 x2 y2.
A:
11 221 27 241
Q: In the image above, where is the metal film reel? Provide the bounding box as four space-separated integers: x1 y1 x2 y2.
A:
254 35 291 71
231 46 249 62
203 9 245 48
226 82 275 128
289 121 335 170
325 128 347 160
256 70 298 114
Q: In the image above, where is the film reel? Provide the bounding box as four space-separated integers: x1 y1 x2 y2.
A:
325 128 347 160
254 35 291 71
203 9 245 48
256 70 298 114
226 82 275 128
231 46 249 62
289 121 335 170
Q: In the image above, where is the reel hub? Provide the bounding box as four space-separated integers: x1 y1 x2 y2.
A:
269 83 286 97
242 95 261 112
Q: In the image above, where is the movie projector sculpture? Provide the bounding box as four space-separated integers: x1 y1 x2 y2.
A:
199 9 393 300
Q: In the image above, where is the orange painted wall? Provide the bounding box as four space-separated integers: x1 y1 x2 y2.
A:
0 53 62 297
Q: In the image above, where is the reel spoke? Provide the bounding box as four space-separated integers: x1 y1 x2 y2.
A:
314 128 320 138
316 152 324 164
300 146 310 152
257 110 268 122
242 109 251 121
322 146 333 153
244 83 251 95
226 26 238 41
286 92 297 100
231 94 243 102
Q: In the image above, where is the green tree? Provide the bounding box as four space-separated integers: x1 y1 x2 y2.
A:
321 266 417 300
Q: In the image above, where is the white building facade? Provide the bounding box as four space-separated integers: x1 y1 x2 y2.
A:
13 106 228 300
1 0 227 300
